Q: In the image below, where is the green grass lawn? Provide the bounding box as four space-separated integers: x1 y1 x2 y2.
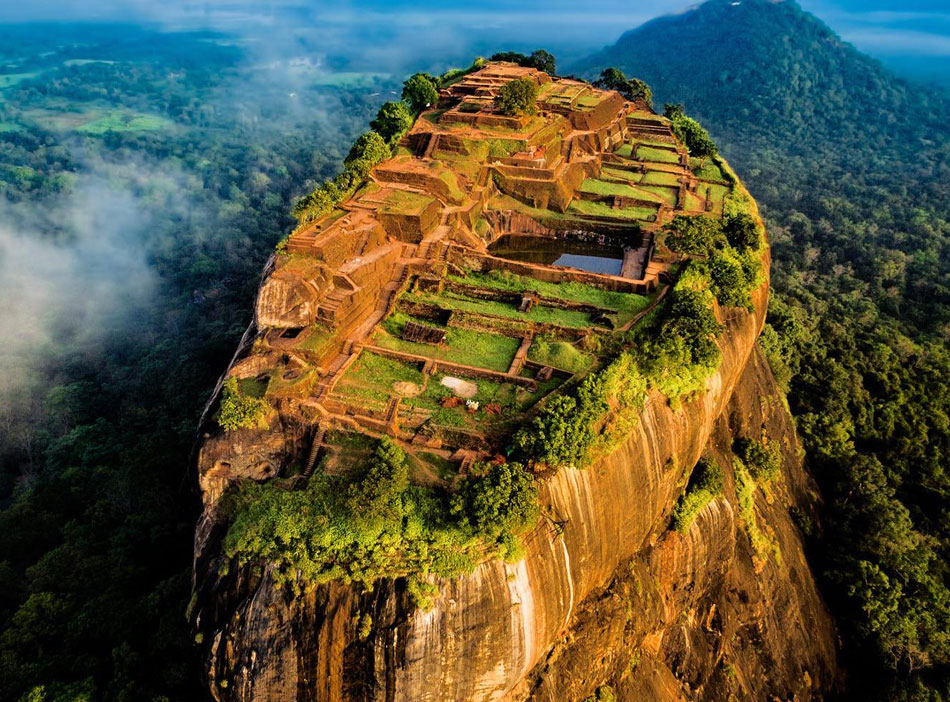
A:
638 184 678 207
375 313 520 372
413 290 593 328
601 167 642 183
336 351 425 404
527 338 594 374
641 170 682 187
296 324 337 356
697 182 730 213
381 189 435 215
75 111 171 134
453 269 651 321
580 178 644 199
615 143 633 158
635 145 681 164
568 198 657 222
238 376 269 398
692 160 726 181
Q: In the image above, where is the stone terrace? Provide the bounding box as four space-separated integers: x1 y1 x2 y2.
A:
227 62 737 483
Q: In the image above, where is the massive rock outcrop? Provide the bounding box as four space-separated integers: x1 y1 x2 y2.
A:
191 62 837 702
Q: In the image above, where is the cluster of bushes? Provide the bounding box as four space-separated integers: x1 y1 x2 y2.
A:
490 49 557 75
581 685 617 702
636 277 725 401
221 439 539 606
593 67 653 106
671 456 725 532
734 437 782 482
733 456 776 561
664 209 764 310
289 129 392 227
217 377 270 431
511 351 646 469
664 103 717 163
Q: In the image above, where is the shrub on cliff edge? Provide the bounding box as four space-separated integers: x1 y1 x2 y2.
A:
671 457 725 532
217 378 270 431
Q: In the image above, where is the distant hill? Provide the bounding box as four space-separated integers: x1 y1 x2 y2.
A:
577 3 950 700
572 0 950 174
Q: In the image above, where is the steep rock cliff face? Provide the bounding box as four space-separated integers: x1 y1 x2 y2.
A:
191 249 837 700
521 346 837 701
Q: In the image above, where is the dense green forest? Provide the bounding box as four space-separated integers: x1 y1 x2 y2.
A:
3 2 950 700
0 25 392 702
577 0 950 698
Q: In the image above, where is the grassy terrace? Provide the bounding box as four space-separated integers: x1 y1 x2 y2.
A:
452 269 652 325
335 351 424 406
527 338 594 374
635 145 681 164
374 312 520 372
581 178 660 201
691 159 727 181
601 167 682 188
568 198 657 222
334 350 563 432
410 289 594 328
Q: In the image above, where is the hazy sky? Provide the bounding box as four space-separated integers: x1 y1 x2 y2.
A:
0 1 947 81
1 0 948 56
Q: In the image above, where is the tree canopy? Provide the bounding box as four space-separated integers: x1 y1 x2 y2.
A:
401 73 439 114
593 67 653 106
495 78 539 117
370 100 414 143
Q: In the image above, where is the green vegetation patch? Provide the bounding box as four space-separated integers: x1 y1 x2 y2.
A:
452 269 651 324
641 170 682 187
217 377 271 431
380 188 435 215
734 437 782 482
412 289 593 328
221 439 539 606
580 178 645 199
75 111 172 134
336 351 424 403
635 145 681 164
512 352 647 469
692 160 726 181
568 198 657 222
527 338 594 374
376 313 520 372
638 184 678 207
671 457 724 532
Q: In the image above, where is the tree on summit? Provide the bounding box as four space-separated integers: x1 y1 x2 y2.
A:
402 73 439 114
528 49 556 75
665 103 717 163
490 49 557 75
495 78 539 116
594 67 653 106
371 101 414 143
